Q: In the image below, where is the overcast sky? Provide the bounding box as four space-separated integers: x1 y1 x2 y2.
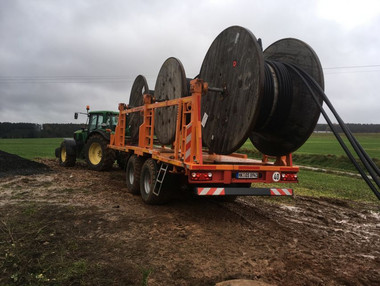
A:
1 0 379 124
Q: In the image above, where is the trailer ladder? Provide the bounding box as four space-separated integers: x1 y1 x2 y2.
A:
153 163 169 196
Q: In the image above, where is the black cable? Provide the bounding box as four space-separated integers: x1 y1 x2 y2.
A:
290 63 380 184
255 62 274 128
284 63 380 200
290 63 380 190
351 135 380 176
256 61 293 132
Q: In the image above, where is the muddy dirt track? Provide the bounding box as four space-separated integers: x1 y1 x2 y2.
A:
0 156 379 285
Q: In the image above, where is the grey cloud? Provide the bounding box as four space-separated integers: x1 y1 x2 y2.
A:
1 0 379 123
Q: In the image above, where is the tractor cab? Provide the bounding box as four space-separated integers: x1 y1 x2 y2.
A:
88 111 119 132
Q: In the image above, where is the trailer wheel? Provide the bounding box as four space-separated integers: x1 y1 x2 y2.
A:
126 155 145 194
140 159 170 205
59 142 76 167
85 134 115 171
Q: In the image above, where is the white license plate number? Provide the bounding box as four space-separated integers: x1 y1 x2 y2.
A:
237 172 258 179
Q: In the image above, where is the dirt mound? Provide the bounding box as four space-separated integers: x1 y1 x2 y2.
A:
0 150 50 177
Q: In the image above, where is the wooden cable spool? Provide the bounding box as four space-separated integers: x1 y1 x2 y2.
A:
154 57 189 145
250 38 324 156
199 26 264 155
128 75 149 142
199 26 324 156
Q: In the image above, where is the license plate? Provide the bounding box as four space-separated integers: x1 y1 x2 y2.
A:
236 172 258 179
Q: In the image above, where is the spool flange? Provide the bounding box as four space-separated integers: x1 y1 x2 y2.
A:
129 75 149 142
154 57 188 145
200 26 264 155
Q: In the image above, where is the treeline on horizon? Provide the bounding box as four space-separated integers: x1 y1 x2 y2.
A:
314 123 380 133
1 122 380 139
0 123 85 138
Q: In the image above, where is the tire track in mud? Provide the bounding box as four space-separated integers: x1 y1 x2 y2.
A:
210 195 380 285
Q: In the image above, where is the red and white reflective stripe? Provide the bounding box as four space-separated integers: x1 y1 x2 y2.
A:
184 123 192 161
198 187 225 196
270 188 293 196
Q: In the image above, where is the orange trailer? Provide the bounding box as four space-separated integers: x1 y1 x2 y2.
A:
109 79 298 204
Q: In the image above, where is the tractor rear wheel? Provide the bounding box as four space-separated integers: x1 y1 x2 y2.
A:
59 142 76 167
126 154 144 194
140 159 171 205
85 134 115 171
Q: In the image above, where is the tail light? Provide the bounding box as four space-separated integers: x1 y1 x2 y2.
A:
190 172 213 181
281 173 298 181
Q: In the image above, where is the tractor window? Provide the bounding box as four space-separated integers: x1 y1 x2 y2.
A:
97 114 104 127
89 114 104 131
111 115 118 128
88 115 97 131
105 114 118 130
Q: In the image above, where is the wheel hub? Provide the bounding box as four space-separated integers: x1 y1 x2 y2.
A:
143 171 151 195
88 142 102 165
61 146 67 162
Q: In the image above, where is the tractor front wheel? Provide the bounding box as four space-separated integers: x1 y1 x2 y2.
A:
85 134 115 171
59 142 76 167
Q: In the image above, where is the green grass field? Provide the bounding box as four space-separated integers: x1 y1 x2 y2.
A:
0 135 379 202
0 138 63 160
241 133 380 158
297 133 380 158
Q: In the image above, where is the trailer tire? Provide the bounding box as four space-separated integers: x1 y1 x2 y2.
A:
59 142 76 167
126 155 144 194
85 134 115 171
140 159 170 205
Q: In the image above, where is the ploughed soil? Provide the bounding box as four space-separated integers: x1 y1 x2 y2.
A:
0 152 379 285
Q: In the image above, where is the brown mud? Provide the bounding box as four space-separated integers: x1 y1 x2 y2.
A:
0 157 379 285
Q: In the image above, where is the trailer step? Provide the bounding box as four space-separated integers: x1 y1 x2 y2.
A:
196 187 294 196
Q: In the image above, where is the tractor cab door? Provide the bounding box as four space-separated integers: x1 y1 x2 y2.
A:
88 113 104 132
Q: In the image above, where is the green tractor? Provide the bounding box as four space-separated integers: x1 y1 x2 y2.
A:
55 106 128 171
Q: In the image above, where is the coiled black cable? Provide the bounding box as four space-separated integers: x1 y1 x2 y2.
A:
284 63 380 200
255 60 293 131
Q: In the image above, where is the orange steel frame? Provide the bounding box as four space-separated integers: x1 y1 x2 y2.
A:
109 79 299 183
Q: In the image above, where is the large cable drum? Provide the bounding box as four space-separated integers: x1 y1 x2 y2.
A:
128 75 149 142
250 38 324 156
200 26 264 155
154 57 188 145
